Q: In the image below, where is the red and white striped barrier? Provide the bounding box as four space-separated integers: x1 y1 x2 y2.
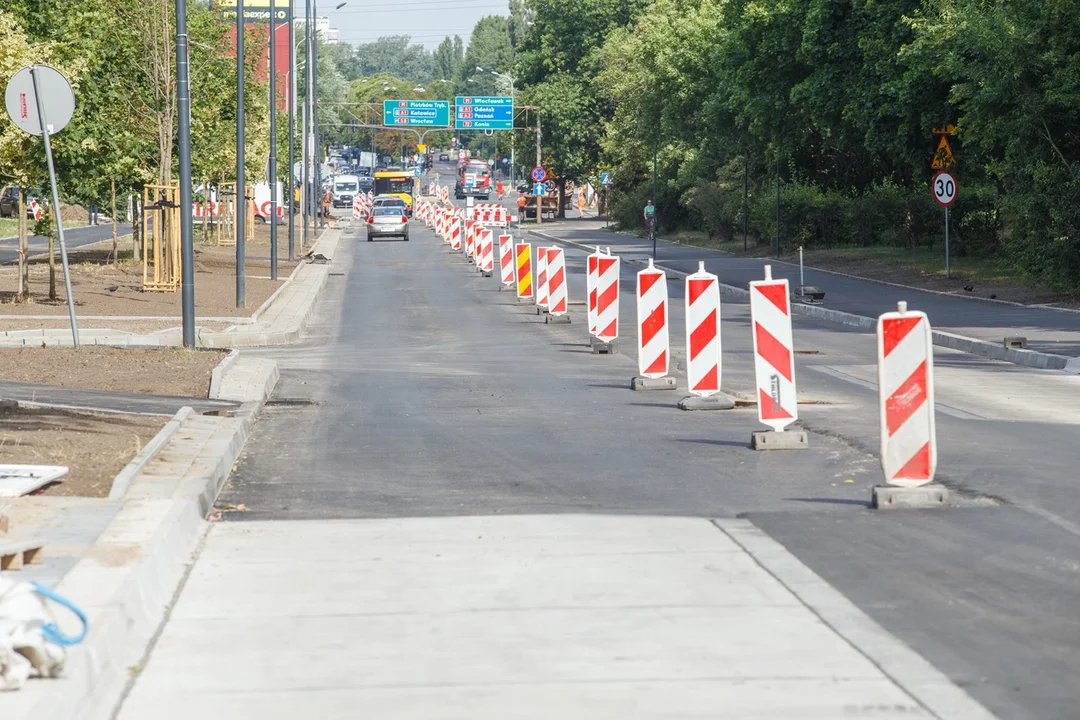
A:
586 247 601 337
29 200 43 221
435 209 446 240
352 197 363 220
878 302 936 486
546 248 568 315
498 234 515 288
470 203 509 226
535 247 551 311
465 220 476 258
594 254 620 342
440 187 449 203
477 228 494 276
636 259 669 379
685 262 721 396
450 217 463 250
515 242 533 300
750 265 797 431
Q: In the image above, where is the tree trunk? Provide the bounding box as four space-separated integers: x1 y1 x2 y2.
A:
17 187 28 300
111 179 118 264
48 230 57 301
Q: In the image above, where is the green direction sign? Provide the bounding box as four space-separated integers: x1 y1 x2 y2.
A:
383 100 450 128
455 96 514 130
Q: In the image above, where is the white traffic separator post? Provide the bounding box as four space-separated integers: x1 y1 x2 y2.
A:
515 242 533 303
873 301 945 508
498 233 515 290
478 227 494 277
586 246 601 339
749 265 807 448
592 253 620 353
544 247 570 324
632 259 675 390
535 247 551 313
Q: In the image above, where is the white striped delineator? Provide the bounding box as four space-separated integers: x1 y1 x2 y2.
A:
498 233 516 290
877 301 937 487
543 248 571 324
478 227 495 277
677 262 732 406
450 217 463 251
586 247 601 339
631 259 676 390
592 253 620 353
749 265 807 449
535 247 551 314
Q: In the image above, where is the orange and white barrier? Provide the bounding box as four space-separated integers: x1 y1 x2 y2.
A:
878 302 936 486
546 248 568 315
636 259 669 379
685 262 721 396
535 247 551 311
750 265 797 431
477 228 494 276
595 254 620 341
515 242 533 299
586 247 601 337
498 233 515 288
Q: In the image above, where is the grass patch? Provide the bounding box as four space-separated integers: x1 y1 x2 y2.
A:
0 217 88 238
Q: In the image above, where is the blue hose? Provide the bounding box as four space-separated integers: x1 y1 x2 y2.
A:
31 582 88 647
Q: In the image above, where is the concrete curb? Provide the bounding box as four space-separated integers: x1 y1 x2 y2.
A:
3 357 278 720
106 406 194 500
530 229 1079 374
207 348 241 398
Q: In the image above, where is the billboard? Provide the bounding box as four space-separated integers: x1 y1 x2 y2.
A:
220 0 291 23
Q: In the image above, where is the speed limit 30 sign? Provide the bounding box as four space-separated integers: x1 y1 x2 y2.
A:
932 171 957 207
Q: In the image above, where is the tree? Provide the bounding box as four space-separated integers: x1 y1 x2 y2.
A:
353 36 435 82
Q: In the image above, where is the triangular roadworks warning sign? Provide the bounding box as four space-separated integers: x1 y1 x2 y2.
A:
931 136 955 169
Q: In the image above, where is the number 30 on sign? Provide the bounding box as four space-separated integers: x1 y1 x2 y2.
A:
932 171 957 207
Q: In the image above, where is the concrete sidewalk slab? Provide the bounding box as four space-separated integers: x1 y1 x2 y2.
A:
117 515 997 720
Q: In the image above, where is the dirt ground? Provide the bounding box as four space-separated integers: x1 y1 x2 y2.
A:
784 251 1080 308
0 405 166 497
0 346 225 397
0 221 302 319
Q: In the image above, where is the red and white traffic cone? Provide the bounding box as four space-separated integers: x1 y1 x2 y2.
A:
498 233 515 291
632 259 675 390
544 248 570 324
749 265 807 449
515 242 533 303
873 301 943 507
592 253 620 353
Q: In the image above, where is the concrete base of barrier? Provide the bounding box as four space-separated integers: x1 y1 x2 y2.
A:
751 429 809 450
872 483 949 509
482 270 493 278
545 314 571 325
516 297 535 305
679 393 736 410
499 283 516 292
632 376 678 391
536 306 550 315
591 338 619 355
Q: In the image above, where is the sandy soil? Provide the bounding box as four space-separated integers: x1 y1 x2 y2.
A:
0 221 301 319
0 346 226 397
0 405 166 497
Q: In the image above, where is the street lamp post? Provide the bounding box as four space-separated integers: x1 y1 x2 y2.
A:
288 4 296 260
176 0 196 346
478 66 515 185
236 0 246 308
269 0 278 280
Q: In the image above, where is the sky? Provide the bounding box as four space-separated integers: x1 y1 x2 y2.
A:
298 0 511 50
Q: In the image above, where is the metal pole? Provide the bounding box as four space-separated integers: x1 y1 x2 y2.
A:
509 76 515 188
945 206 951 279
288 7 296 260
269 0 278 280
742 157 748 252
535 113 542 225
799 246 804 290
236 0 246 308
312 0 322 229
775 152 780 259
301 1 309 250
652 144 658 260
176 0 196 347
29 66 79 347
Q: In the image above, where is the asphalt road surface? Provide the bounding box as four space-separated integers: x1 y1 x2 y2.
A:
125 163 1080 718
0 222 133 264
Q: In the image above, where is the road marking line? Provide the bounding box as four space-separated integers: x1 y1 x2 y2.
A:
808 365 984 421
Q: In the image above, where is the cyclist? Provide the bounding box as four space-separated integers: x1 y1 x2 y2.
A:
643 199 657 237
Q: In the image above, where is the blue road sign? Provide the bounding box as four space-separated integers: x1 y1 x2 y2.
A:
383 100 450 128
455 96 513 130
531 166 547 183
533 182 546 196
601 172 611 187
